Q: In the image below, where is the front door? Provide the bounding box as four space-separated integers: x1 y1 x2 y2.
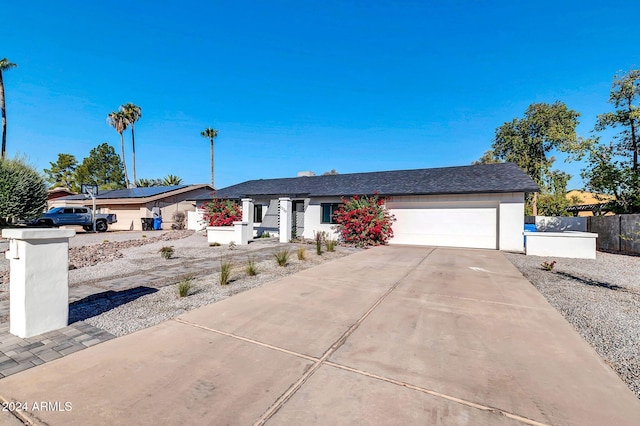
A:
292 200 305 239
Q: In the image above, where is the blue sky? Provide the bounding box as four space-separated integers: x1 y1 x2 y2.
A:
3 1 640 189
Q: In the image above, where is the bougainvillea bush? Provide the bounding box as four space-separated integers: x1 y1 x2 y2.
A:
201 199 242 226
333 193 396 247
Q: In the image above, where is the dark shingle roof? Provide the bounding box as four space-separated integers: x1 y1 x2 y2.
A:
62 185 190 200
191 163 538 200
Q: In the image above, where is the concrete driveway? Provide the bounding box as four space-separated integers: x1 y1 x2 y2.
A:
1 246 639 425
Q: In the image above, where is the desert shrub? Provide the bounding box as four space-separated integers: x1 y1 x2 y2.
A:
541 260 557 271
297 247 306 260
201 198 242 226
159 246 174 259
274 249 290 266
172 211 186 230
325 238 337 252
315 231 323 255
261 231 271 238
209 242 221 247
177 276 193 297
333 193 396 247
219 258 233 285
228 241 236 250
245 256 258 276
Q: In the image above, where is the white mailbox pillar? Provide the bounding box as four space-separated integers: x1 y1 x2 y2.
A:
241 198 254 244
2 228 76 338
241 198 254 225
279 197 292 243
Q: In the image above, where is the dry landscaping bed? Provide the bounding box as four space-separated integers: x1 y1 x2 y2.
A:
2 230 360 338
505 251 640 399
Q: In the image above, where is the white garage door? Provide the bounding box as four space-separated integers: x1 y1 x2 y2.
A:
388 201 498 249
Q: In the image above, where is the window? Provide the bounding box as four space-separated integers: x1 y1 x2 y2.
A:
254 204 263 222
321 203 341 224
62 208 74 214
75 208 88 214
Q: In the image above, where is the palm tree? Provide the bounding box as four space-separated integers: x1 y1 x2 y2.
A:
121 103 142 185
0 58 17 159
163 174 183 186
136 178 154 187
107 111 129 187
200 127 219 187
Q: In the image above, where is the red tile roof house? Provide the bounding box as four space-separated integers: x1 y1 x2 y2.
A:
49 185 214 231
191 163 538 252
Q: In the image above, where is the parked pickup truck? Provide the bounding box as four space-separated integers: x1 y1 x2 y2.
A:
32 207 117 232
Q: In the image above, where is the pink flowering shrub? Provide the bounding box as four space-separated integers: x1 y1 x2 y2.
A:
201 199 242 226
333 193 396 247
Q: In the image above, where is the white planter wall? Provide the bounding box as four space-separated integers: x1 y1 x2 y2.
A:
525 231 597 259
206 226 236 245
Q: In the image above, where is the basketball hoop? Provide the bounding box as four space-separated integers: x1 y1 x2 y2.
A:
81 184 99 232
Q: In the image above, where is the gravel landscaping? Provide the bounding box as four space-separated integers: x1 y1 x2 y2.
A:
1 229 360 337
79 247 353 336
505 251 640 399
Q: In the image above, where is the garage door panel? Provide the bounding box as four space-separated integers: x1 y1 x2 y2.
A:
389 205 497 249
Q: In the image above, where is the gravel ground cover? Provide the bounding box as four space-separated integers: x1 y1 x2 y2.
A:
81 246 354 336
0 230 193 290
1 228 359 338
505 251 640 399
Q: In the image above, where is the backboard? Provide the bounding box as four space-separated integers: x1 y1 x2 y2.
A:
81 184 98 197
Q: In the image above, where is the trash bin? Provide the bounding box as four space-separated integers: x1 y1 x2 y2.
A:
524 223 537 247
153 217 163 230
141 218 153 231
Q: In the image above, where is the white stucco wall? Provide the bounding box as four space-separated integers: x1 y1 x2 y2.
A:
525 231 597 259
498 192 526 252
301 197 342 240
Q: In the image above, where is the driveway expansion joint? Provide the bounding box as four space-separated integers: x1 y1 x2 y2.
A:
172 318 318 363
427 293 556 311
253 248 436 425
322 361 549 426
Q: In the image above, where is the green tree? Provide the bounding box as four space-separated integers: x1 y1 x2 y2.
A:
0 156 47 224
44 153 78 190
479 102 587 215
162 174 183 186
472 149 502 165
121 103 142 185
581 143 637 213
74 143 125 190
586 68 640 212
537 170 572 216
0 58 17 159
107 110 129 187
200 127 219 187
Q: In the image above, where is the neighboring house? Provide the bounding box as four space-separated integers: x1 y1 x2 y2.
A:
566 189 616 217
47 187 76 202
192 163 538 251
50 185 214 231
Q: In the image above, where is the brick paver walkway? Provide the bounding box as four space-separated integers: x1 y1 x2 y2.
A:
0 245 281 379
